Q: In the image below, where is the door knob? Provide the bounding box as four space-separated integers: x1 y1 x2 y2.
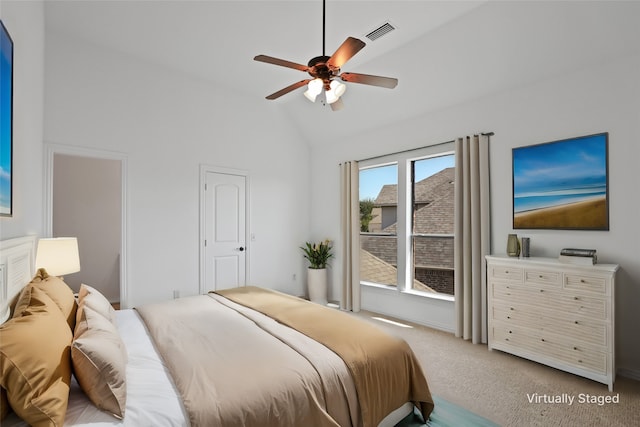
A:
238 247 245 252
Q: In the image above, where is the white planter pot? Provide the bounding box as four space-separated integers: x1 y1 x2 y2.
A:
307 268 328 305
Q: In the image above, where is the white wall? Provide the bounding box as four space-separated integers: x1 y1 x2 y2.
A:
310 51 640 375
44 32 312 307
0 1 44 240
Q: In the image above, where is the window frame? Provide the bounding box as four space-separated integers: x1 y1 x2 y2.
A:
359 142 455 300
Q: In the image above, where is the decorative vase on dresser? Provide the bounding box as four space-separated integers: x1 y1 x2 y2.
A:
506 234 520 257
485 255 619 391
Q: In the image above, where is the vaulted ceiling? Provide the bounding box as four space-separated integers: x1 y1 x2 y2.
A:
44 1 640 145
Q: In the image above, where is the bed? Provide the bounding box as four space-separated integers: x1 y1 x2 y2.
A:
0 236 434 427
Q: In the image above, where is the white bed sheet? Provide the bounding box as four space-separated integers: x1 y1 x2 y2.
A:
3 309 189 427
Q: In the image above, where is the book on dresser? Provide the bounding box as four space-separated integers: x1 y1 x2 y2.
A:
560 248 597 257
558 254 597 266
485 255 619 391
558 248 597 265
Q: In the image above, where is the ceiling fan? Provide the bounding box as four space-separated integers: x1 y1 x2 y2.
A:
253 0 398 111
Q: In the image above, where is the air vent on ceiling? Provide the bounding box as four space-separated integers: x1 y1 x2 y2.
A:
365 22 395 41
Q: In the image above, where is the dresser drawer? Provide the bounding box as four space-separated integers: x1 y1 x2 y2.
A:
489 265 523 281
525 269 561 287
491 302 609 348
491 322 608 374
491 281 609 320
565 274 609 295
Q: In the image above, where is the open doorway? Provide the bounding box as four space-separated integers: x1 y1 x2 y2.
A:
45 145 127 307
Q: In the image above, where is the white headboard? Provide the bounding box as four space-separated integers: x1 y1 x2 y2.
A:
0 235 37 323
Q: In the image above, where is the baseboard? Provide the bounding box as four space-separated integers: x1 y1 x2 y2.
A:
617 368 640 382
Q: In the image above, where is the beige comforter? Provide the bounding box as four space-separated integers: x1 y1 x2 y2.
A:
217 287 434 427
136 293 359 427
136 287 433 427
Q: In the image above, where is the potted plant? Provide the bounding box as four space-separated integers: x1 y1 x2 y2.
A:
300 240 333 304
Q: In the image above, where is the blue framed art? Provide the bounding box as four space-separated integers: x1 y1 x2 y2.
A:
1 20 13 217
512 133 609 230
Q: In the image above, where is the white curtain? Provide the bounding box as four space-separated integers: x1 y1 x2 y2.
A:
454 135 491 344
340 161 360 312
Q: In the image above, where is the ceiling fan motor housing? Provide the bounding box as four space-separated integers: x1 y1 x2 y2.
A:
308 55 337 87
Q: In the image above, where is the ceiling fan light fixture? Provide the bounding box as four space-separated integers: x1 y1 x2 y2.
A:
325 80 346 104
304 78 324 102
330 79 346 97
304 90 318 102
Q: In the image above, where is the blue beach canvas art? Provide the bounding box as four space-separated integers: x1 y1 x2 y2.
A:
512 133 608 230
0 20 13 217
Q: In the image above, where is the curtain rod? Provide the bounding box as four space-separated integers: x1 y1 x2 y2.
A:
355 132 494 163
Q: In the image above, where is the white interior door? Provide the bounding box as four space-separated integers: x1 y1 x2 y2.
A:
204 171 246 292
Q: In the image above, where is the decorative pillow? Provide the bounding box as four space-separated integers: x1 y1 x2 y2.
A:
74 304 120 341
11 283 36 318
76 283 116 325
14 270 77 330
72 304 127 418
0 286 72 427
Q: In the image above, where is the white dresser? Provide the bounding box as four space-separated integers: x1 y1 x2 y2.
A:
486 255 618 391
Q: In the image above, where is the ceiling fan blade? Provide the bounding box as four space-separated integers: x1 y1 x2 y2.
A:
265 80 311 100
326 37 366 69
329 97 344 111
254 55 309 72
339 72 398 89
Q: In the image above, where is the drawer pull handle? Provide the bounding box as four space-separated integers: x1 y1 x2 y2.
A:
580 279 585 283
539 275 543 279
541 338 545 342
505 270 509 274
578 360 583 363
507 316 511 319
573 347 578 350
510 307 514 311
509 330 512 334
574 321 579 324
505 338 509 341
540 289 544 293
574 297 579 300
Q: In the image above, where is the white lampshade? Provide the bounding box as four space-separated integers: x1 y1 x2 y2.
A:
330 80 346 97
303 90 318 102
35 237 81 277
325 80 346 104
304 78 323 102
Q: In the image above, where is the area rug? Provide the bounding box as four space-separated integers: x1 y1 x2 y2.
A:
397 396 499 427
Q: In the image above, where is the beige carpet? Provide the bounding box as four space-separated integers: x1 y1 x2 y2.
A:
352 310 640 427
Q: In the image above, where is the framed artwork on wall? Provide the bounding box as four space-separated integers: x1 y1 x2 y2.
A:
512 132 609 230
1 20 13 217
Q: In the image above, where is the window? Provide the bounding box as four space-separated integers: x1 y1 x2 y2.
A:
359 145 455 298
359 163 398 287
410 155 455 295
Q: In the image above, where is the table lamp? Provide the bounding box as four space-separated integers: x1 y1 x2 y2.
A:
35 237 81 279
